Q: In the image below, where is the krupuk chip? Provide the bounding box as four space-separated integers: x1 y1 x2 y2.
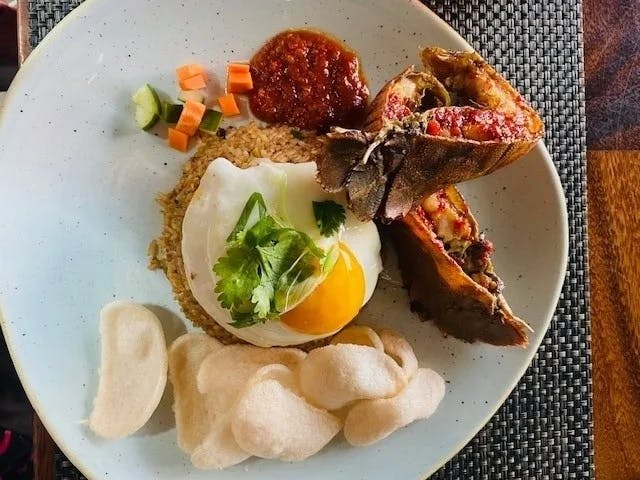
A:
343 368 445 446
168 333 222 453
231 374 341 461
197 345 306 413
88 302 168 439
299 344 406 410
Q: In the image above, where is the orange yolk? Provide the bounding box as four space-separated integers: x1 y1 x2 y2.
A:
281 243 365 335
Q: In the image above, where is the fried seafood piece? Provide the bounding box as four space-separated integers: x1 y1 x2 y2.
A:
387 186 531 346
317 48 544 221
420 47 544 135
362 66 450 133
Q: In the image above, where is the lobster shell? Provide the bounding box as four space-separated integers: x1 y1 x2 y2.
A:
363 66 450 133
318 46 545 222
381 115 539 219
387 186 531 346
316 48 541 346
420 47 544 135
318 109 540 221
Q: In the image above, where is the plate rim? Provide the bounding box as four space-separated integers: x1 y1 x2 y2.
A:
0 0 569 478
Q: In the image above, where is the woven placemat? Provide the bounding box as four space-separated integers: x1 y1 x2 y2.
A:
28 1 592 479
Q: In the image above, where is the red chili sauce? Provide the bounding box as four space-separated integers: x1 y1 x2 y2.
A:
383 91 415 125
416 194 494 275
249 29 369 131
417 190 472 241
424 107 530 142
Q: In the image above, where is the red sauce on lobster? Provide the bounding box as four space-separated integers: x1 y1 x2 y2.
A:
427 107 530 141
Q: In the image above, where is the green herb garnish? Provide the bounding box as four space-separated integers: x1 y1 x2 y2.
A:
291 129 305 140
312 200 346 237
213 192 326 328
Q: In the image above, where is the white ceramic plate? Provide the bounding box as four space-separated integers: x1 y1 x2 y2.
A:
0 0 568 478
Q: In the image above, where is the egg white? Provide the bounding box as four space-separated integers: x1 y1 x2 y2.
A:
181 157 382 347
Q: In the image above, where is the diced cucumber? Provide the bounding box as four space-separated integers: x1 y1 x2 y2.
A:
161 102 183 123
135 107 159 130
199 109 223 135
178 90 205 103
132 84 161 130
132 84 161 113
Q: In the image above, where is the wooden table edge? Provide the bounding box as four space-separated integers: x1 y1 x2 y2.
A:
16 3 54 478
587 150 640 479
16 0 30 64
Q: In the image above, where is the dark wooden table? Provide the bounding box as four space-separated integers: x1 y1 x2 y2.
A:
584 0 640 477
15 0 640 478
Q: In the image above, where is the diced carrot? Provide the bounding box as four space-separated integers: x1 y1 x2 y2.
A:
179 73 207 91
218 93 241 116
227 71 253 93
228 63 250 74
176 64 205 82
168 128 190 152
176 100 206 135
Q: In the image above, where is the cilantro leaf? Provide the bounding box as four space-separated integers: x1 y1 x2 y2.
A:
245 216 279 247
313 200 346 237
212 192 327 329
227 192 268 242
229 309 276 329
251 280 275 318
212 242 260 311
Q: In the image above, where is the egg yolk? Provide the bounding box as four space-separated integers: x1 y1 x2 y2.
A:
281 243 365 335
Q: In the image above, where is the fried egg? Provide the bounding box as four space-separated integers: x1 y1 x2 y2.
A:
182 157 382 347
